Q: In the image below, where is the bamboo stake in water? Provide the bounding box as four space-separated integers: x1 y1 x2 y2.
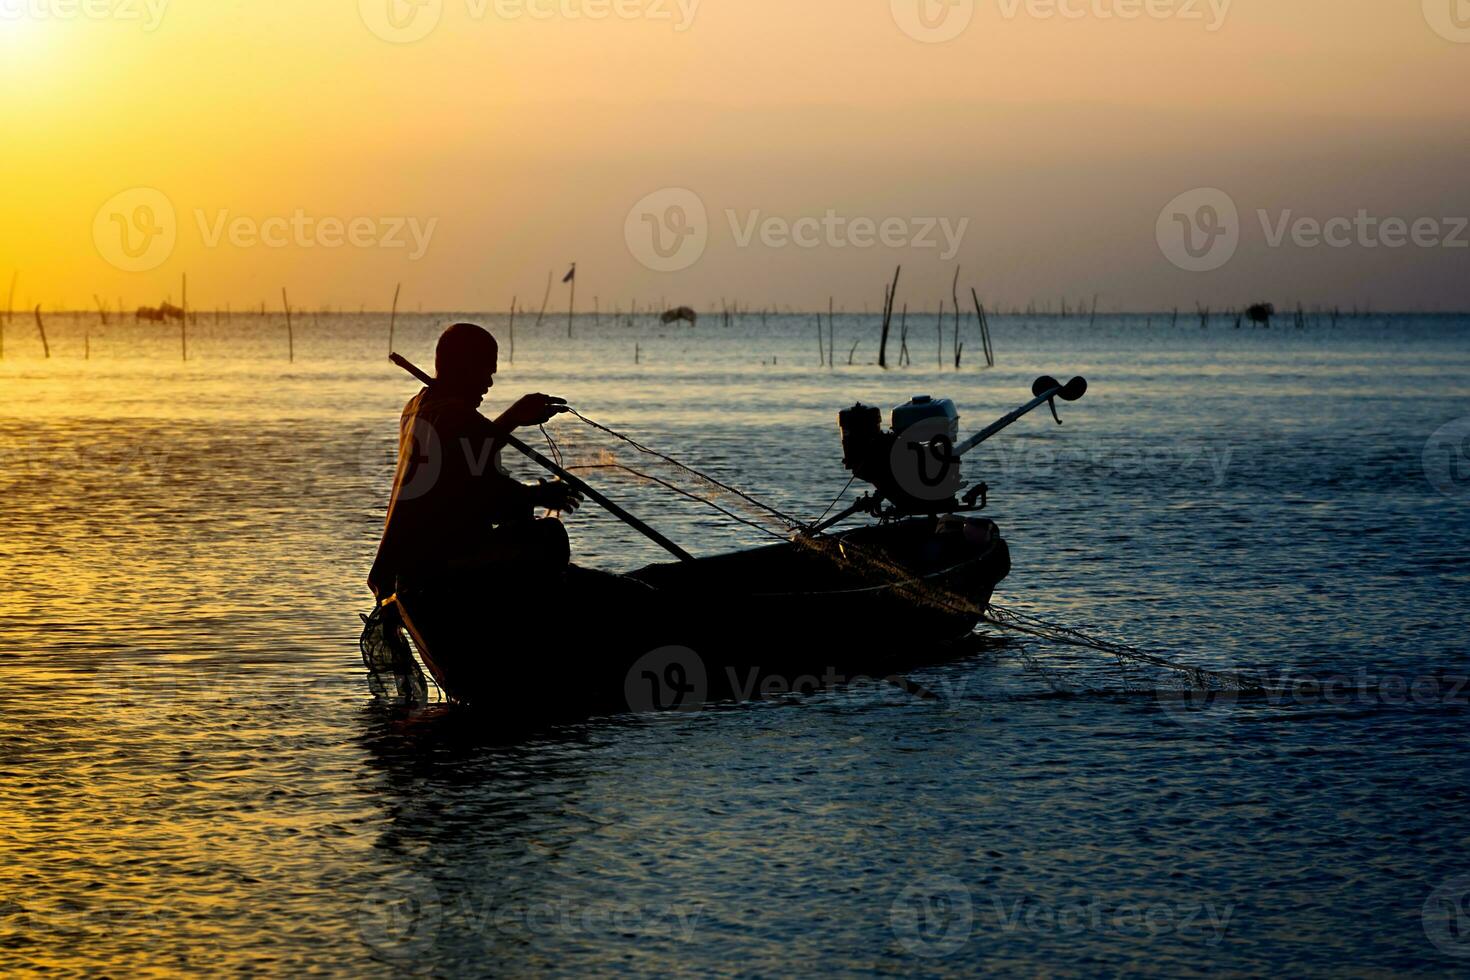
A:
4 271 15 325
971 287 995 367
508 295 516 363
535 270 551 327
93 294 108 326
878 265 900 369
827 297 834 368
282 288 294 362
951 267 962 368
936 300 944 367
566 263 576 339
33 306 50 358
181 273 188 361
388 282 401 355
898 304 910 366
816 315 824 366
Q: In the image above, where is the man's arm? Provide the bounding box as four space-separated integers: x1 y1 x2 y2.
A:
471 395 583 516
493 393 568 434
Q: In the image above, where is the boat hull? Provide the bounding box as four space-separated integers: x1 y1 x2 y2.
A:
384 516 1009 719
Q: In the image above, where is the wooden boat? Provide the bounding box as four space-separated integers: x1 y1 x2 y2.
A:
370 515 1009 719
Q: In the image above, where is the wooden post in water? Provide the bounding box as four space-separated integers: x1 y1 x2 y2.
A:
816 316 824 366
535 270 551 327
282 288 294 362
878 265 900 369
566 263 576 339
4 271 16 325
388 282 401 356
936 300 944 367
181 273 189 361
951 268 962 368
827 297 834 368
93 294 108 326
971 288 995 368
508 295 516 363
898 304 910 366
33 306 50 358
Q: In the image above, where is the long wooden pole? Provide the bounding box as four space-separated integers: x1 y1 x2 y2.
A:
878 265 900 369
283 288 294 362
33 306 50 358
388 282 401 356
508 295 516 363
389 352 694 563
566 264 575 339
535 270 551 327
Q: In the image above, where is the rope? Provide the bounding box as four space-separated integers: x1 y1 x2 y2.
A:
553 411 1279 697
565 408 807 530
811 473 857 526
566 462 792 540
982 603 1270 692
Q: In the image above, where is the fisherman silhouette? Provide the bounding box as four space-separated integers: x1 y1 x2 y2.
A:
368 322 583 599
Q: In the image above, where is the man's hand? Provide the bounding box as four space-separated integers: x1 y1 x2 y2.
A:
536 479 583 514
498 393 568 430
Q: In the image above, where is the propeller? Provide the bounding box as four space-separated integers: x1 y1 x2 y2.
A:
1031 375 1088 423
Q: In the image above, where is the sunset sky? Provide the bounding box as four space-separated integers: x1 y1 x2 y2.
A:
2 0 1467 312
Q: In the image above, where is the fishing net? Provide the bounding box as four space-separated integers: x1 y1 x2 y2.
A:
543 408 806 541
545 411 1274 695
359 606 433 704
981 603 1271 697
359 407 1269 705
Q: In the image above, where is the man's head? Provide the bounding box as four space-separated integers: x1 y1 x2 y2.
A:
435 322 499 401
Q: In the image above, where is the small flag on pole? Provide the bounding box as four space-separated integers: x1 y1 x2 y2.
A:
562 264 576 283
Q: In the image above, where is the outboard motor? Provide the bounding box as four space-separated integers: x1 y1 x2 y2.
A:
839 395 963 515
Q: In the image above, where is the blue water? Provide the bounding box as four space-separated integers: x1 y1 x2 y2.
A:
1 313 1467 975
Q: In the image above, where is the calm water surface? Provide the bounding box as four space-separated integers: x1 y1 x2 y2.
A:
2 313 1468 976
